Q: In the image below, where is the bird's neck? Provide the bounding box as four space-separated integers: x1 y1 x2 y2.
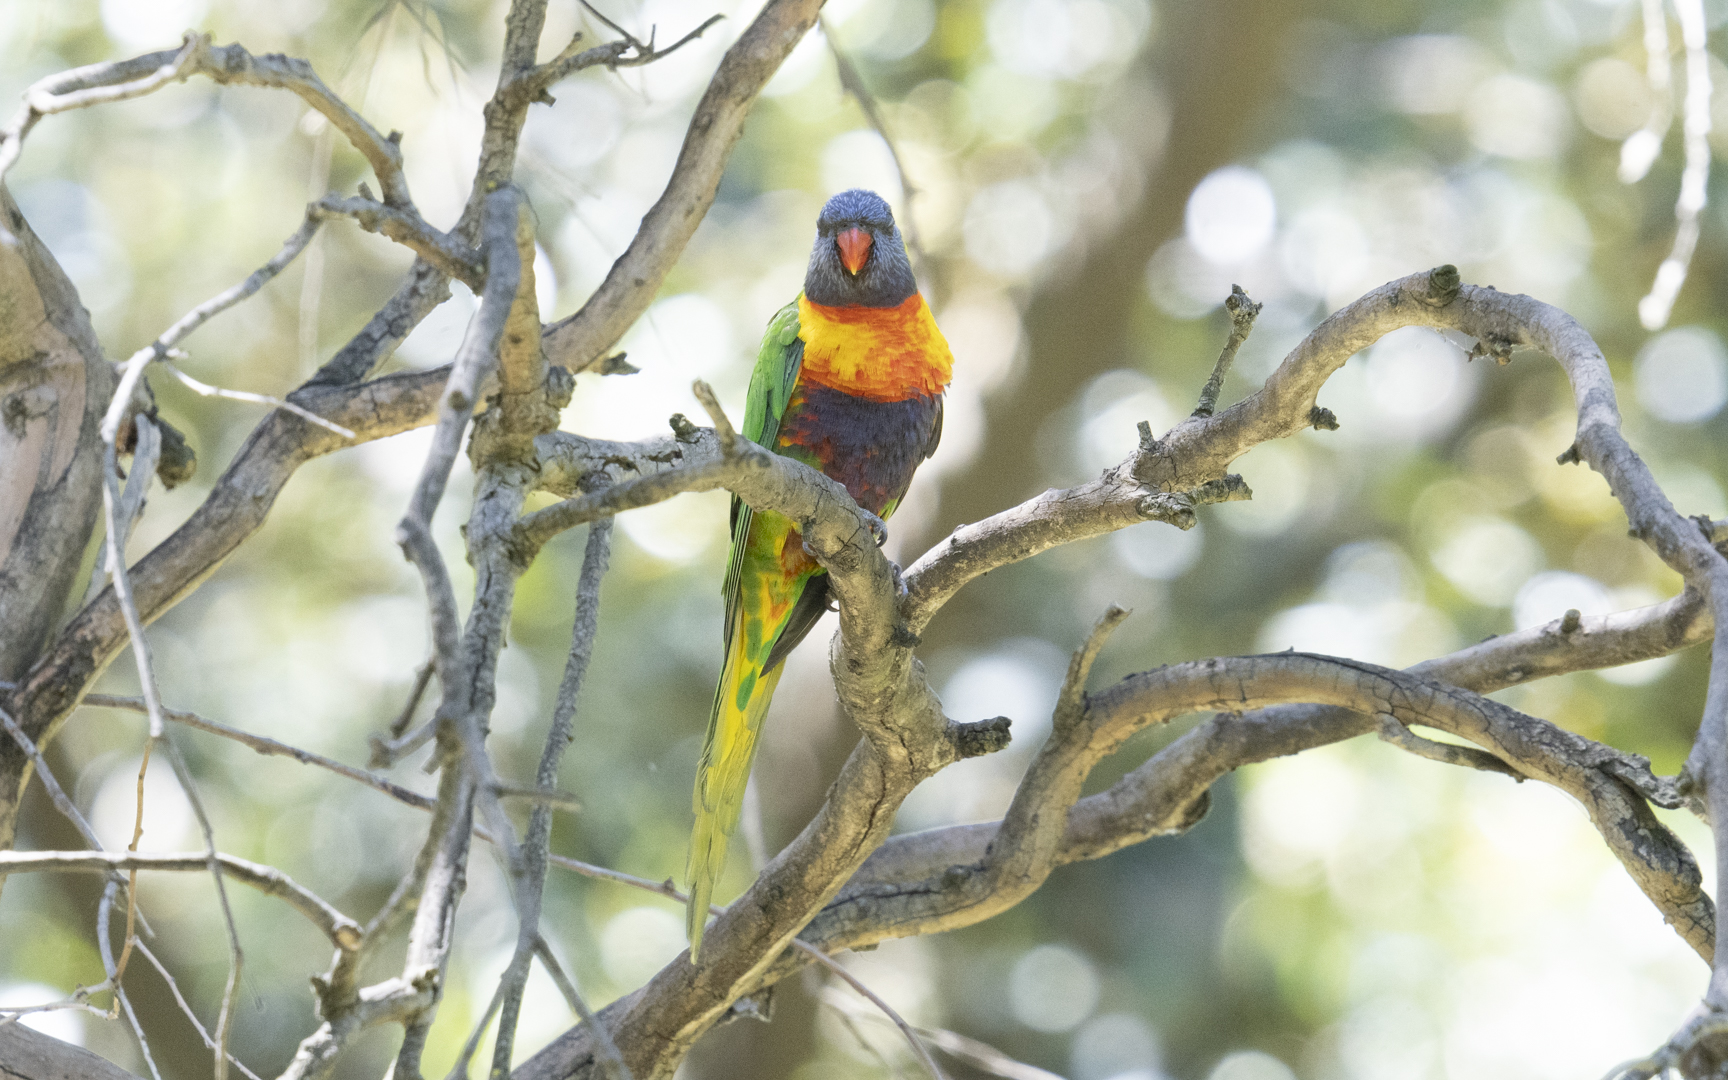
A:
796 294 952 402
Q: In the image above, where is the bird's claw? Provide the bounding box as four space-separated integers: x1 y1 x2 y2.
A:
889 559 907 598
863 511 888 548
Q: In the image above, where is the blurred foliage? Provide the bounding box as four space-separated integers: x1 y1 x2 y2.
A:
4 0 1728 1077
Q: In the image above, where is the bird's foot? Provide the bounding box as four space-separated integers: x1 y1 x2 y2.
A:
862 510 888 548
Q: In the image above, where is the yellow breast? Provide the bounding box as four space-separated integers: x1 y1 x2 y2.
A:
796 294 953 402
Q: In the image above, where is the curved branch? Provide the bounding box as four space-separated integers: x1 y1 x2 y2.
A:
808 652 1710 961
540 0 824 372
0 34 411 207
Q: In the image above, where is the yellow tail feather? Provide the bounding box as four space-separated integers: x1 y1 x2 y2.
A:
686 648 785 960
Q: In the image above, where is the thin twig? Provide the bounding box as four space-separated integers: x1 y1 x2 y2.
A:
312 192 485 287
2 850 362 950
113 686 155 989
812 958 947 1079
82 694 438 812
83 415 161 607
831 1004 903 1078
101 211 326 448
133 940 266 1080
532 10 726 89
492 508 619 1078
156 357 356 439
820 14 925 276
159 734 245 1080
1193 285 1261 417
489 781 583 809
0 706 105 851
444 978 505 1080
371 717 439 769
394 659 438 738
0 991 113 1026
0 35 200 183
822 994 1063 1080
531 936 631 1080
96 444 166 741
1375 713 1523 779
97 880 164 1080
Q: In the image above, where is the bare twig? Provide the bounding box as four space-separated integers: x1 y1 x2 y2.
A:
114 740 151 988
82 415 161 607
0 990 113 1026
1193 285 1261 417
133 940 266 1080
6 32 415 206
530 936 630 1080
393 659 438 739
157 357 356 439
492 505 618 1077
101 211 326 449
445 979 506 1080
812 960 946 1080
158 734 244 1080
820 15 926 275
541 0 825 372
528 9 727 91
391 181 539 1079
312 192 485 288
0 35 200 184
97 441 166 737
1 850 363 949
1375 712 1523 778
371 717 439 770
395 189 522 685
0 705 105 852
819 991 1061 1080
158 355 354 435
96 880 163 1080
82 693 438 811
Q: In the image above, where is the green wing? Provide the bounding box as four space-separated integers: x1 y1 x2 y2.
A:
720 299 803 645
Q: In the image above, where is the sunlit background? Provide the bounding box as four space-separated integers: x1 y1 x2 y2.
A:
3 0 1728 1077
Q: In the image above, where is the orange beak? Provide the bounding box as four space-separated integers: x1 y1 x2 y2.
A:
836 227 872 275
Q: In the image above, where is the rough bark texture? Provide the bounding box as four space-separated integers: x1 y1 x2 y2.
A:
0 184 114 686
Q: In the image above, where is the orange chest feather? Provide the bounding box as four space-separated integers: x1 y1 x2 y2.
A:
796 294 953 402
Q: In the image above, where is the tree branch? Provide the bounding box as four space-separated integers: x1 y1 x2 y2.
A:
804 651 1709 960
0 850 361 949
540 0 824 372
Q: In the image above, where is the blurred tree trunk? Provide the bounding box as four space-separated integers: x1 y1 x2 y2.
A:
924 0 1319 646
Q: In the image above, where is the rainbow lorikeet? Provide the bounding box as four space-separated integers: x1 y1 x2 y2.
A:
686 189 952 957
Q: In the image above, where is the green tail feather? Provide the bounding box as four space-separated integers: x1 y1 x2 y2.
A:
686 656 783 961
685 807 727 958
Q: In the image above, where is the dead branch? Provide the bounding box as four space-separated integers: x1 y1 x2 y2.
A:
0 850 361 949
541 0 826 372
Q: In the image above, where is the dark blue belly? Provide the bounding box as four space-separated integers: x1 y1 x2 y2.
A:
776 385 944 516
